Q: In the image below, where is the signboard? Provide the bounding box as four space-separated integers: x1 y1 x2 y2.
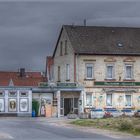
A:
57 83 77 88
94 82 140 86
38 82 49 87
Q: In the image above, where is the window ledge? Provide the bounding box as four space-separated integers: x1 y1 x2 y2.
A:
104 79 116 81
84 78 95 81
123 79 135 82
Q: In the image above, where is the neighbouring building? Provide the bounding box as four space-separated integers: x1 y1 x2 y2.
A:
0 68 50 117
50 25 140 116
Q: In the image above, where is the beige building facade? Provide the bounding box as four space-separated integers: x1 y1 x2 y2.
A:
51 25 140 116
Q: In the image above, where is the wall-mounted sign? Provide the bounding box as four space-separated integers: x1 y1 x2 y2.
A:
94 82 140 86
8 98 17 112
0 99 4 112
20 98 28 112
38 82 49 87
57 83 77 88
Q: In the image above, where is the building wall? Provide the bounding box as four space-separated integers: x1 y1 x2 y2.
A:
0 89 32 116
77 55 140 83
76 55 140 110
54 28 75 83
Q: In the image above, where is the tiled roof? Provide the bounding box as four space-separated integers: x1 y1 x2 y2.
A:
0 71 46 87
63 25 140 55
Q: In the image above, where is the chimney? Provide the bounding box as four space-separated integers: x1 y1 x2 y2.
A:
20 68 25 77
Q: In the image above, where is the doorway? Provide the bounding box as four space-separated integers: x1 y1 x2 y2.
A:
64 98 73 116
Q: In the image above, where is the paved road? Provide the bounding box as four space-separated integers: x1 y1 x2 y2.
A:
0 117 139 140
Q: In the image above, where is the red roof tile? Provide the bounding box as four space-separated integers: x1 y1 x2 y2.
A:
0 71 46 87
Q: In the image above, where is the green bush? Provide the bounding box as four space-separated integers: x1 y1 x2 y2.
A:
118 120 133 131
32 99 40 117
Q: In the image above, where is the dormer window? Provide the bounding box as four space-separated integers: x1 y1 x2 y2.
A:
117 42 123 47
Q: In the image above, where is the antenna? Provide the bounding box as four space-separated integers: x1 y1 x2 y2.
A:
84 19 86 26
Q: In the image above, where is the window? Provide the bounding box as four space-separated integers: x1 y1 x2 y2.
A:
86 64 93 79
125 64 133 79
106 94 112 106
86 93 92 106
125 95 132 107
0 92 4 97
74 98 78 108
58 66 61 82
20 92 28 97
106 64 114 79
9 92 17 97
65 40 68 55
66 64 70 80
60 41 63 56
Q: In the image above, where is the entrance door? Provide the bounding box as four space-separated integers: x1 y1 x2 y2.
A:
64 98 73 116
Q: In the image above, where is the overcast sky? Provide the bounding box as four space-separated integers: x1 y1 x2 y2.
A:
1 0 140 71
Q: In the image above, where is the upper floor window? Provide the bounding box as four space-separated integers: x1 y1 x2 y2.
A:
125 64 133 79
106 64 114 79
60 41 63 56
65 40 68 55
125 94 132 107
58 66 61 82
86 64 94 79
66 64 70 81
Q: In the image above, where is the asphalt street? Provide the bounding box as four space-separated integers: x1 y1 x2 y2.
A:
0 117 139 140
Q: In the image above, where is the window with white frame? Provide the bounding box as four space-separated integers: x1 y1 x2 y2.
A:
106 93 112 106
66 64 70 80
86 64 94 79
106 64 114 79
125 94 132 107
125 64 133 79
86 93 92 106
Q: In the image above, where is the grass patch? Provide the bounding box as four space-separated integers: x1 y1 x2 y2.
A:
71 117 140 135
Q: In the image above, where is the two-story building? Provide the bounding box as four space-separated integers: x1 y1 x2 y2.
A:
51 25 140 116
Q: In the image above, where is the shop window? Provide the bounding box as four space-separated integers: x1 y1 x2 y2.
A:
106 94 112 106
125 64 133 79
125 95 132 107
86 93 92 106
106 64 114 79
60 98 63 108
85 64 94 79
74 98 78 108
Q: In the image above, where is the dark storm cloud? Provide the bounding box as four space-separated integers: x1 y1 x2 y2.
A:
0 1 140 71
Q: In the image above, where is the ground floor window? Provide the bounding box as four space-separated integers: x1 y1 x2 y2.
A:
86 93 92 106
106 93 112 106
125 94 132 107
